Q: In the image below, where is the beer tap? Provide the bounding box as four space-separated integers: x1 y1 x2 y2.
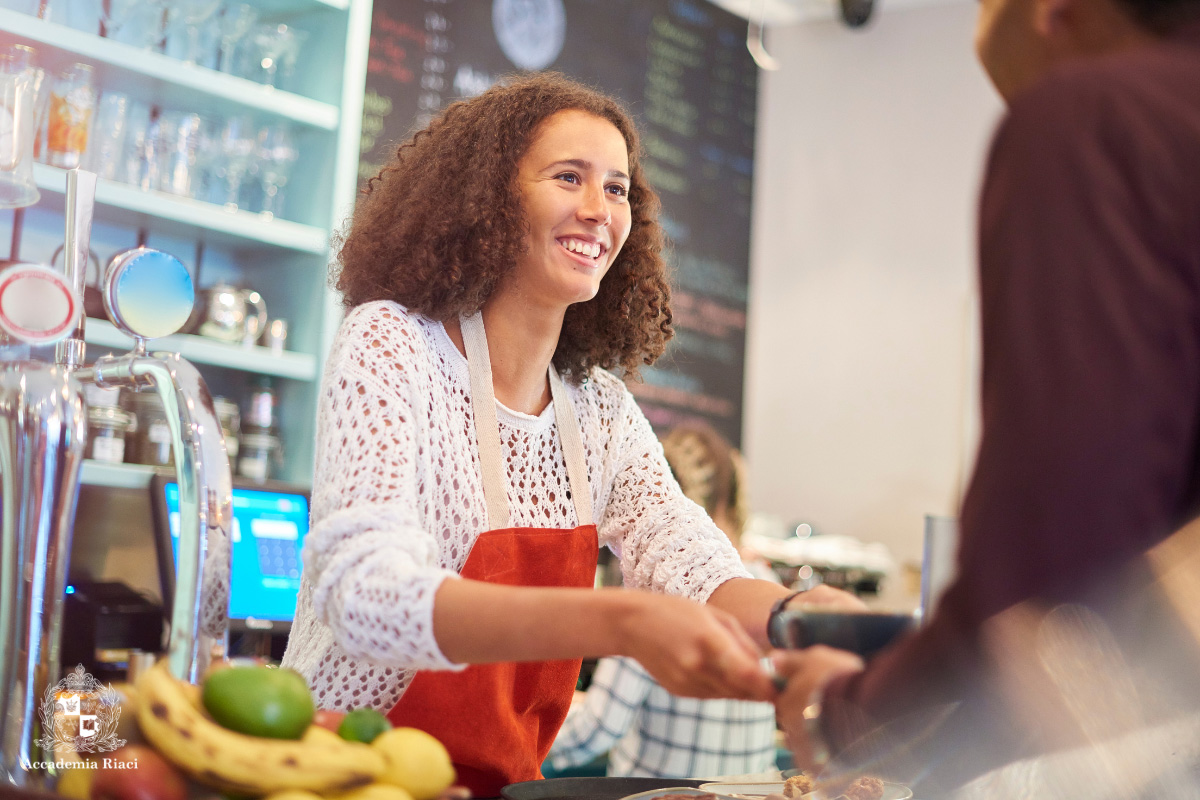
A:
0 168 232 787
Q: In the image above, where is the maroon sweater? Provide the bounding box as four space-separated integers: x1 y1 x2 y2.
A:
821 20 1200 792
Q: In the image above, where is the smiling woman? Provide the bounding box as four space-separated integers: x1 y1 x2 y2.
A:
281 72 861 797
332 72 670 382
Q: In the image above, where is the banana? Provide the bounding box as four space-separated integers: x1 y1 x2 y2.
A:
136 662 385 796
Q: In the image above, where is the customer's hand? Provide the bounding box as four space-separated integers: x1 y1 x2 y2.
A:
617 592 777 702
772 647 864 771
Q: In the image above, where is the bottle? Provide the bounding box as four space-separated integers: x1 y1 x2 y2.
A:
243 375 277 433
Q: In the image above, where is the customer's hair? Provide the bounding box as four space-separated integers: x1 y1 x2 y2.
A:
661 422 748 542
334 72 671 381
1114 0 1200 33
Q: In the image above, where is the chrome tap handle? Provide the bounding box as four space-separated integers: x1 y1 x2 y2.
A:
83 354 232 682
56 168 97 370
82 247 231 682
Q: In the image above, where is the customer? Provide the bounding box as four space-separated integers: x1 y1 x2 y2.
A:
772 0 1200 793
280 73 854 797
548 423 782 778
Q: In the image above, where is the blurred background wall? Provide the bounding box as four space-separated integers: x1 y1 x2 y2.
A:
743 1 1003 606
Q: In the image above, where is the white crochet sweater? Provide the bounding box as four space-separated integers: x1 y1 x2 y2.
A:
280 301 751 712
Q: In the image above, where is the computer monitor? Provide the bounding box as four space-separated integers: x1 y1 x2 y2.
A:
150 473 310 633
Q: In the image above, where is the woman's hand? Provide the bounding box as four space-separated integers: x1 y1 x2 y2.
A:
614 592 777 702
791 584 868 611
772 647 864 771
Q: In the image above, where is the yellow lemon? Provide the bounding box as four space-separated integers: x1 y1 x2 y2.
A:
371 729 454 800
302 725 346 747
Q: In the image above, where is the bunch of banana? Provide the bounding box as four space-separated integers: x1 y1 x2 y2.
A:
136 662 386 796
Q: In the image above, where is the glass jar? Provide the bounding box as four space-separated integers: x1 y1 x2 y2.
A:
237 429 280 483
129 390 172 466
45 62 95 170
87 405 136 464
213 395 241 463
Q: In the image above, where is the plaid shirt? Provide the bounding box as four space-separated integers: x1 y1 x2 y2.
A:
547 656 778 779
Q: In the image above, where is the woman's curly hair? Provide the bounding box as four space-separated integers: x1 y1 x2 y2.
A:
334 72 672 381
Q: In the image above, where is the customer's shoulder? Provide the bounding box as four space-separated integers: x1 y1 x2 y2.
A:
1012 38 1200 129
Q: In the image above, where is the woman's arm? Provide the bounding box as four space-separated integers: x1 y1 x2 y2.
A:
433 580 776 701
594 379 863 648
707 579 865 650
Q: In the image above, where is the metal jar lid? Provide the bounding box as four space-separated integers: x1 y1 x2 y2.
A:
238 430 279 451
88 404 137 433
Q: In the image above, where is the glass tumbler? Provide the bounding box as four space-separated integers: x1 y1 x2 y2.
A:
45 62 95 170
0 50 42 208
83 90 128 180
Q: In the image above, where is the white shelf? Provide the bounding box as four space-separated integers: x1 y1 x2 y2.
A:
34 164 330 254
85 319 319 381
0 11 339 131
258 0 349 12
80 460 156 488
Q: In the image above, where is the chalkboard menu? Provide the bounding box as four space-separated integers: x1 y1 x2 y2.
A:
360 0 757 447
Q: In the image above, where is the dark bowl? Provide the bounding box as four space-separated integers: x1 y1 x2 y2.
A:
502 778 706 800
770 609 917 658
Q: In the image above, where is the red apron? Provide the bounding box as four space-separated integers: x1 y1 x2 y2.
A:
387 312 598 797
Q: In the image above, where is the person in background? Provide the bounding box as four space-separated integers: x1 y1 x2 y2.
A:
547 423 783 779
280 73 857 797
772 0 1200 793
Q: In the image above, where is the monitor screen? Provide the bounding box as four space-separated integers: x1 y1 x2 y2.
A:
151 475 310 631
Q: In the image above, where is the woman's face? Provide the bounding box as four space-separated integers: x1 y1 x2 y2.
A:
509 109 632 309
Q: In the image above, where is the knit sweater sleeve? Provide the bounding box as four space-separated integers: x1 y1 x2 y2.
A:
298 306 464 672
592 375 752 601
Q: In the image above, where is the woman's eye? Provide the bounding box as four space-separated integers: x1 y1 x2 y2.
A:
555 172 580 184
607 184 629 198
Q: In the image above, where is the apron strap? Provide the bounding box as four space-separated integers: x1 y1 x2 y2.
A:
548 367 593 527
460 312 593 530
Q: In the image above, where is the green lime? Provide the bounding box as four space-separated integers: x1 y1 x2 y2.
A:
202 666 314 740
337 708 393 743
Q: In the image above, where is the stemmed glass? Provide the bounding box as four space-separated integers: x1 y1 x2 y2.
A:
101 0 168 50
165 0 222 64
256 122 297 218
246 24 308 88
216 114 255 209
216 2 258 74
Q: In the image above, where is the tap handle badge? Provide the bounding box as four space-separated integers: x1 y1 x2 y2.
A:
102 247 195 342
0 262 82 344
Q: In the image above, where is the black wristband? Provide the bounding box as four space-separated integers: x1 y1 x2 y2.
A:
767 589 805 648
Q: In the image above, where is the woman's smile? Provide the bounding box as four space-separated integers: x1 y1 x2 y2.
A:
556 235 608 267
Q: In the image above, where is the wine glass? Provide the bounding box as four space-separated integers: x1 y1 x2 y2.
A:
216 2 257 74
256 122 297 218
101 0 168 50
245 24 307 88
164 0 222 64
216 114 255 209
